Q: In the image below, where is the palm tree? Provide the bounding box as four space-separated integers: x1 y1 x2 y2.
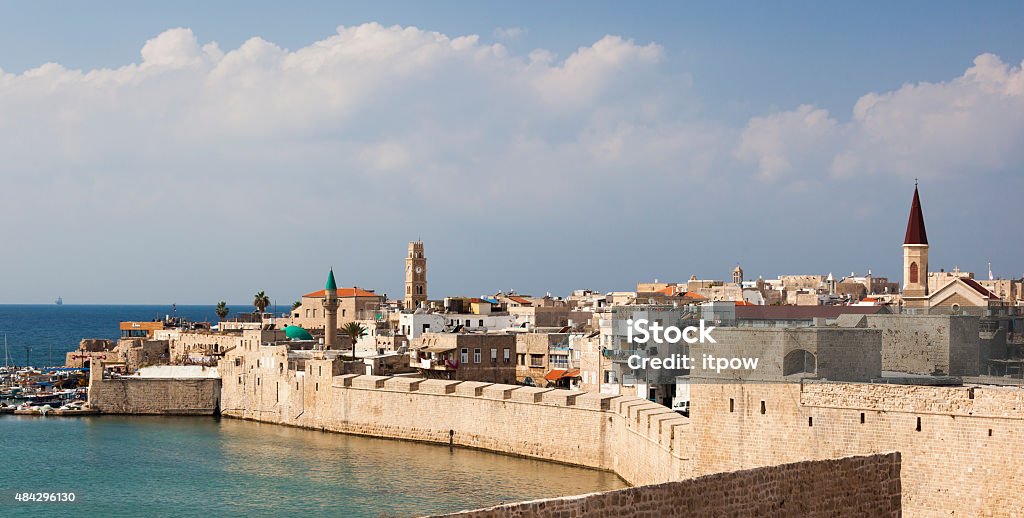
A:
291 300 302 311
215 301 230 320
340 321 368 360
253 291 271 314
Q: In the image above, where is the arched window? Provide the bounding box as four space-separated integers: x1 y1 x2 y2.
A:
784 349 816 376
909 262 919 284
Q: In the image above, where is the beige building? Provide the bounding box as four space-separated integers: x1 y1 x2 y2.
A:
65 338 169 372
513 333 578 387
285 287 385 330
410 333 516 384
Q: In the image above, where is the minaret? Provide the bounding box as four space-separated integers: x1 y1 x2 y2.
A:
322 269 338 349
404 241 427 309
902 183 929 306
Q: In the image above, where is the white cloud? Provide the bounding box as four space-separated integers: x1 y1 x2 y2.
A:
493 27 525 40
736 53 1024 184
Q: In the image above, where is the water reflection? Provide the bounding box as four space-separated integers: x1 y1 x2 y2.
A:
1 415 625 517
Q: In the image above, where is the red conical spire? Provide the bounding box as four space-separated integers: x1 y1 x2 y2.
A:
904 182 928 245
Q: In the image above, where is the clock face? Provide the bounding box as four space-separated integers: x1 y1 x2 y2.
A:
415 266 423 274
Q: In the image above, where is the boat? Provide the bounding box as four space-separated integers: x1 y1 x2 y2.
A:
55 296 63 306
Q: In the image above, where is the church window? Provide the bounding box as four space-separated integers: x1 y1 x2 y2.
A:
910 262 919 284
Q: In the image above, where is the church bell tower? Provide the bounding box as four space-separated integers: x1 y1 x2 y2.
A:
405 241 427 309
902 183 929 305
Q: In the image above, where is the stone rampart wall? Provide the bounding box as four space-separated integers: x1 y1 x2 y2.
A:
431 453 901 518
89 376 220 415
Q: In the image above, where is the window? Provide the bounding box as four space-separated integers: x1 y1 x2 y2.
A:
530 354 545 368
760 401 766 415
461 348 469 364
491 349 497 363
473 348 481 363
909 262 919 284
603 370 616 384
730 398 735 413
503 348 510 363
550 355 569 369
517 354 526 365
479 320 484 327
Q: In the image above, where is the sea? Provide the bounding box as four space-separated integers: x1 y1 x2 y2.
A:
0 305 627 515
0 304 234 366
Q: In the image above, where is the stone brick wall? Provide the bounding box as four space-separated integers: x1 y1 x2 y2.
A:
690 381 1024 516
212 342 1023 516
860 314 979 376
89 374 220 415
219 354 690 486
431 453 901 518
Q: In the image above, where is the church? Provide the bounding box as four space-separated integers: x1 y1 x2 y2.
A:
901 183 1005 315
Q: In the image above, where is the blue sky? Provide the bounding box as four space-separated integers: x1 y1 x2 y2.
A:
0 2 1022 304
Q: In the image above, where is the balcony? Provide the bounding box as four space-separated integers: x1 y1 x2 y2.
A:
418 358 456 371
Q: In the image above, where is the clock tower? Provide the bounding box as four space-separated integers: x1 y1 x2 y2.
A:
405 241 427 309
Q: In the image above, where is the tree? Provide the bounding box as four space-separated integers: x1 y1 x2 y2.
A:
340 321 368 360
215 301 230 320
253 291 271 314
291 300 302 311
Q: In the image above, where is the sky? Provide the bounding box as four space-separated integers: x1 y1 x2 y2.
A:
0 1 1022 305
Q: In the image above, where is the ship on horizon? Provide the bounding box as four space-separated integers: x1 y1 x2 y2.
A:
55 296 63 306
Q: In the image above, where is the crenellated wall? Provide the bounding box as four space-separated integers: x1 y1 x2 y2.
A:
219 354 691 486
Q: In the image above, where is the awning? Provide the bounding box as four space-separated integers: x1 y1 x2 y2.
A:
543 368 580 381
418 344 457 353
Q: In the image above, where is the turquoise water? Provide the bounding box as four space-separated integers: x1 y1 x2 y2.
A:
0 415 625 517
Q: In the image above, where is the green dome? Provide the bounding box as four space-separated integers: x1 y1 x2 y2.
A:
284 325 313 340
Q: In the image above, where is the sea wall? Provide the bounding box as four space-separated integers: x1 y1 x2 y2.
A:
212 347 1024 515
89 370 220 415
691 381 1024 516
431 453 901 518
219 356 690 486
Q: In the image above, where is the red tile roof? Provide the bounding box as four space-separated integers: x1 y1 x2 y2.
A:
508 296 533 306
904 185 929 245
303 288 379 298
961 278 999 300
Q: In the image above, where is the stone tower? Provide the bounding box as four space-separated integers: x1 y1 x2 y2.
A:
732 264 744 285
902 184 929 305
405 241 427 309
322 268 339 349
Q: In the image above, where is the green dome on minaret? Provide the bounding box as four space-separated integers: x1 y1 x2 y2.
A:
326 268 337 291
